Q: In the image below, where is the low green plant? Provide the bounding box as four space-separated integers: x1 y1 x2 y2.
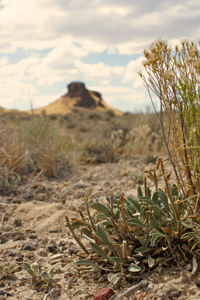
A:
0 261 17 276
132 173 143 185
80 139 119 164
65 157 200 284
23 262 54 285
23 263 39 280
41 269 54 285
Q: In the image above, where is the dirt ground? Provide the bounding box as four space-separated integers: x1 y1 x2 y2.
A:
0 154 200 300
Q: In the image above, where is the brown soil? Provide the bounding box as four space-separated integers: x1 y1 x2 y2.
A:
0 155 200 300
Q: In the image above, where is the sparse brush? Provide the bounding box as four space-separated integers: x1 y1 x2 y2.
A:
143 155 158 164
139 38 200 215
65 157 200 285
80 139 119 164
17 116 69 177
0 116 24 193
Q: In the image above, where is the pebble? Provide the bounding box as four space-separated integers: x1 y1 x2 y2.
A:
28 233 37 239
73 191 85 199
24 243 36 251
37 248 48 257
73 182 89 189
93 287 115 300
47 245 57 252
13 219 22 226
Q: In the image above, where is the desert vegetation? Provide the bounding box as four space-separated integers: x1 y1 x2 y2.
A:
0 109 163 191
64 39 200 288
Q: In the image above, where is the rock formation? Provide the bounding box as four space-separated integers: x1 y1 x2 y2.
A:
63 82 105 109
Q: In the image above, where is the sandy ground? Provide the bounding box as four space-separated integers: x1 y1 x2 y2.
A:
0 154 200 300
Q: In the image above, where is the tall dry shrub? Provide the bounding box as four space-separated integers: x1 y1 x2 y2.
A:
139 39 200 212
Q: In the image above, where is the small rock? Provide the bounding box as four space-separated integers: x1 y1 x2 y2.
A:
24 243 36 251
13 232 26 241
59 240 67 247
73 182 88 189
93 287 115 300
13 219 22 226
188 288 196 295
50 254 63 260
74 191 85 199
47 245 57 252
37 249 48 257
28 233 37 239
195 279 200 288
3 226 12 232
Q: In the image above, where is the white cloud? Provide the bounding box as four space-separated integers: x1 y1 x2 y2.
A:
1 0 200 112
0 57 8 66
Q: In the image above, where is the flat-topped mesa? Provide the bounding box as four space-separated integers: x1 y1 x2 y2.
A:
66 82 104 108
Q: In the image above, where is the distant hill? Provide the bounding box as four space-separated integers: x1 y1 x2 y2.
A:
26 82 122 116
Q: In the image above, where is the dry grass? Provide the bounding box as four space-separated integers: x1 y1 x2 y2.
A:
0 110 164 187
140 38 200 213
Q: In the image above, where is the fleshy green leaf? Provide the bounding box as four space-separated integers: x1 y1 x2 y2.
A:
27 269 35 278
161 219 172 227
75 260 113 271
50 269 54 278
134 247 152 254
96 225 117 255
151 234 161 247
149 214 161 230
158 257 173 266
82 234 94 243
137 186 143 198
152 192 159 205
23 263 31 271
90 203 111 217
127 218 149 229
148 254 155 268
110 257 126 264
149 230 165 237
158 188 171 217
150 205 161 221
108 272 118 282
34 265 38 274
138 197 156 206
144 233 150 247
140 205 148 220
89 242 114 264
128 263 141 272
127 198 141 213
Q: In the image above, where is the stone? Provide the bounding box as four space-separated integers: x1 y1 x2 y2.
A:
93 287 115 300
28 233 37 239
47 245 57 252
73 191 85 199
37 249 48 257
13 219 22 226
24 243 36 251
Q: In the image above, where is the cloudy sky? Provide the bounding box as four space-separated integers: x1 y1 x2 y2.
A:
1 0 200 113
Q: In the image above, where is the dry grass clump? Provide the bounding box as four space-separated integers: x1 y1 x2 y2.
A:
139 38 200 213
0 116 26 193
80 139 119 164
17 115 70 177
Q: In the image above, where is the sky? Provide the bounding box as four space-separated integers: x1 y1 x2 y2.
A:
1 0 200 113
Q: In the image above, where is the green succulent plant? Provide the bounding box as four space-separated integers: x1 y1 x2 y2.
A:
65 157 200 284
